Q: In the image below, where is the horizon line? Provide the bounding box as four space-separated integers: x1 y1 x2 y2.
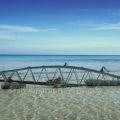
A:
0 54 120 56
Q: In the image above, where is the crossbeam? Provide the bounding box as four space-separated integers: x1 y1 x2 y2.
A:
0 65 120 78
0 65 120 87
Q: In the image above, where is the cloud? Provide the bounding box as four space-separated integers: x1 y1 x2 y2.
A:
75 20 120 30
0 25 39 32
91 22 120 30
39 28 57 32
0 24 57 39
0 25 56 33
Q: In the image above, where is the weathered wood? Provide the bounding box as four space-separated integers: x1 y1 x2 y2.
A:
0 65 119 79
85 79 120 86
0 79 85 87
0 79 52 85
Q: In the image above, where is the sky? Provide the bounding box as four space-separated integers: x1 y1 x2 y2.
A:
0 0 120 55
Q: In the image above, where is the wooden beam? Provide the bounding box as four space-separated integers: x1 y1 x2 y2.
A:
0 65 120 79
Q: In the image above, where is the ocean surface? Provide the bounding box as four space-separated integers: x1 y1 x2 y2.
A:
0 55 120 120
0 55 120 71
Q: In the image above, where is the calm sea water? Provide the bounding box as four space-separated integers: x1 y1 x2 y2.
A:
0 55 120 71
0 55 120 120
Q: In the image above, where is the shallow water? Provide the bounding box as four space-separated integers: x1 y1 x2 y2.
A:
0 55 120 119
1 55 120 71
0 86 120 120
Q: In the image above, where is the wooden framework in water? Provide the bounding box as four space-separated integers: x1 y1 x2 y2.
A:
0 65 120 87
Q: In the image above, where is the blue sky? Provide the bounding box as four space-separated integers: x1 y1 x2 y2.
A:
0 0 120 55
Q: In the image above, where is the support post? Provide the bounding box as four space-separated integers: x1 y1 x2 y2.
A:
30 69 36 83
66 69 73 84
44 68 50 81
79 71 86 84
58 68 64 84
1 72 7 81
16 71 22 81
23 69 29 81
37 68 44 82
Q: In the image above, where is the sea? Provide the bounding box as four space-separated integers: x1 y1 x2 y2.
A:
0 55 120 71
0 55 120 120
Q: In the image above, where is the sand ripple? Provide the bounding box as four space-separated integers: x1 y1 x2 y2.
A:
0 86 120 120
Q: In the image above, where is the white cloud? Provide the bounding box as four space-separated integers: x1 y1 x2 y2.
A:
75 21 120 30
0 24 56 33
91 22 120 30
0 25 39 32
39 28 57 32
0 24 57 39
